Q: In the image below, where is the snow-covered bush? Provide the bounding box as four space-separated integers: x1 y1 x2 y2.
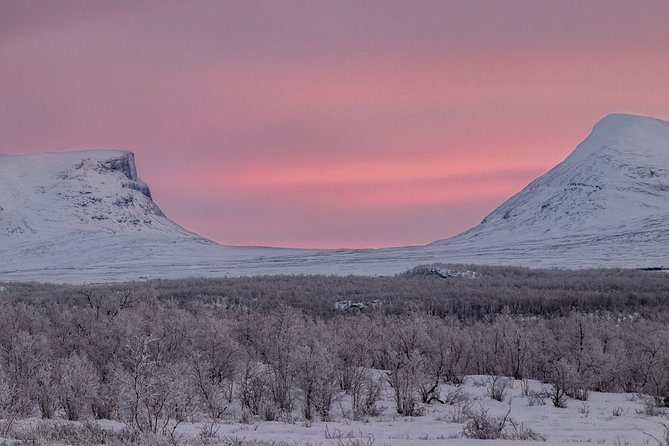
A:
441 387 471 405
117 336 193 435
485 375 512 402
462 406 511 440
350 372 382 420
383 316 426 416
294 337 338 421
462 406 546 441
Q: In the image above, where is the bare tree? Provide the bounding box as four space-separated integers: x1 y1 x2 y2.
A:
58 352 99 421
294 336 338 421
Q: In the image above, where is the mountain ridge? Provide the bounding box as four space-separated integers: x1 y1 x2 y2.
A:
2 113 669 282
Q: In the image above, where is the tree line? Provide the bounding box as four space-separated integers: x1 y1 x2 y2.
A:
4 265 669 319
0 266 669 434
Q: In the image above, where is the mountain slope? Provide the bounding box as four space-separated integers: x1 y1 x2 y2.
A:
424 113 669 267
451 113 669 239
2 113 669 283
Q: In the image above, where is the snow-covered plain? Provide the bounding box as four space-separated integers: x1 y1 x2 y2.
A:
204 376 669 445
2 113 669 283
3 376 667 445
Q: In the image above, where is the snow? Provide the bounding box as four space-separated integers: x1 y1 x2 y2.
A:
2 376 666 445
2 114 669 283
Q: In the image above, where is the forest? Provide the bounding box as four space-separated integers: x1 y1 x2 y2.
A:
0 265 669 444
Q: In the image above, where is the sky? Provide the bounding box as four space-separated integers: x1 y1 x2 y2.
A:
1 0 669 248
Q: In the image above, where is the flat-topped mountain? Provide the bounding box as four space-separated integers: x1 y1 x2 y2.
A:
0 150 200 239
0 150 233 282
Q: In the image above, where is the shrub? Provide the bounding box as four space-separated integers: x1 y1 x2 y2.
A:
351 373 382 420
462 406 546 441
442 387 471 405
462 406 511 440
485 376 511 402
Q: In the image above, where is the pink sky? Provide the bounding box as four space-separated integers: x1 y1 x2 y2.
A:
2 0 669 248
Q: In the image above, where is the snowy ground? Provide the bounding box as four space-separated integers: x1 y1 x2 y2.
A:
3 376 667 445
206 377 668 445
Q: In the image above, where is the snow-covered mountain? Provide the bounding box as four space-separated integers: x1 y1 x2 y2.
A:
0 150 198 239
427 113 669 267
2 113 669 283
0 150 229 281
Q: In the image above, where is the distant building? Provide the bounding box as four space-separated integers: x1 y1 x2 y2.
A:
334 299 383 311
430 267 479 279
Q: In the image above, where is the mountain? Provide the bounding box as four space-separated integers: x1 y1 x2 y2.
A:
0 150 303 282
0 150 197 239
427 113 669 267
1 113 669 283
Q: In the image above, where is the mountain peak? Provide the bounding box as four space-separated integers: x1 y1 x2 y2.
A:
575 113 669 159
594 112 664 127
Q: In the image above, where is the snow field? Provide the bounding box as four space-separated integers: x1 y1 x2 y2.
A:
3 376 668 445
